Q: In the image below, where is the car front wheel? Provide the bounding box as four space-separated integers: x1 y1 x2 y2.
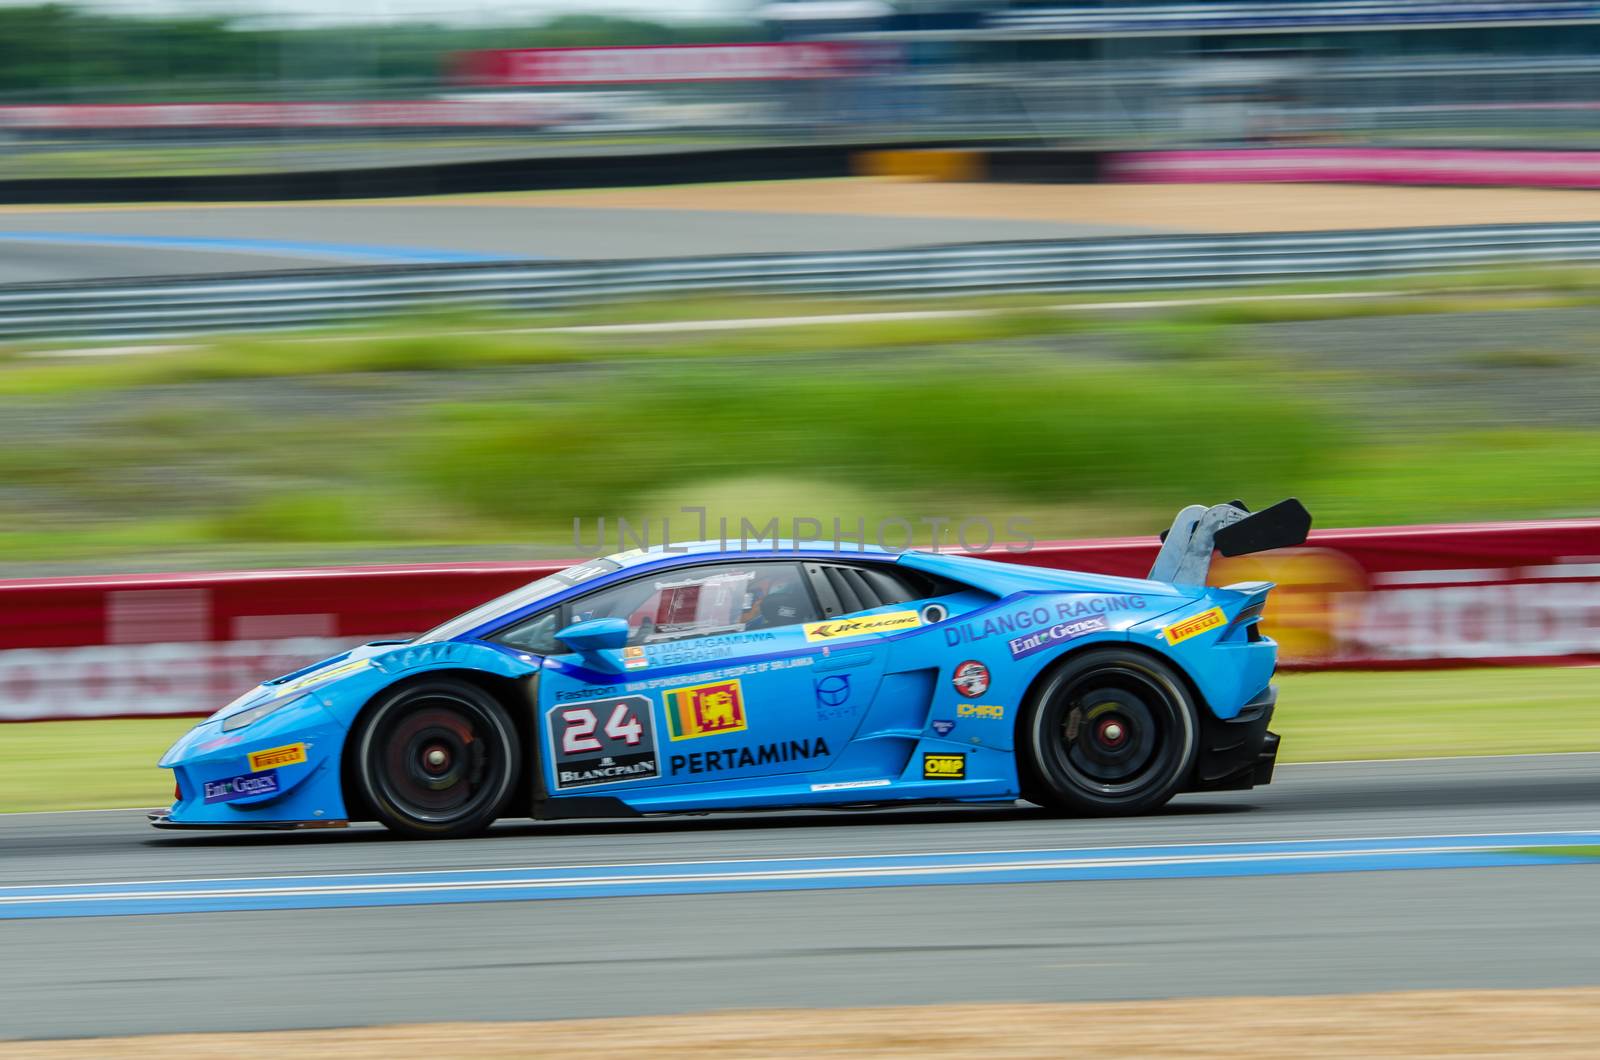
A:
352 678 521 838
1019 648 1199 816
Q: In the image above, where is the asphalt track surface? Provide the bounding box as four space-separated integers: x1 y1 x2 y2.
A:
2 753 1598 1040
0 207 1162 282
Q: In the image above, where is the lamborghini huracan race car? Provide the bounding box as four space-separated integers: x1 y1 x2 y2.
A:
153 499 1311 838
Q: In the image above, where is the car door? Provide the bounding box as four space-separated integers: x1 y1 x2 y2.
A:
798 559 1006 781
529 559 892 809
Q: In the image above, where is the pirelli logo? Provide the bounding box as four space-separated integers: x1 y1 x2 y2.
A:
1163 607 1227 645
804 610 920 643
247 742 307 772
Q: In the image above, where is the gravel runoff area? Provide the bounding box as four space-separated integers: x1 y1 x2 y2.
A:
469 178 1600 232
6 991 1600 1057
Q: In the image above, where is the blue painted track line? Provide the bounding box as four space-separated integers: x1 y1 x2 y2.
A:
4 832 1597 921
0 230 508 264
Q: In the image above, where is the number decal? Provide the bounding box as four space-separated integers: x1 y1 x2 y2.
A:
604 702 644 746
560 708 602 754
547 694 658 792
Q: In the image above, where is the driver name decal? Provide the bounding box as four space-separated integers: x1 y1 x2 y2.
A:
803 610 920 642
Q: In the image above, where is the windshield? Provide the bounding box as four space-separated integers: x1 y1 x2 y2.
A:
413 559 621 643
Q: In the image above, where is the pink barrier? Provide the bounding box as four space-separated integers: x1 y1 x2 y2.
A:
1105 148 1600 188
3 519 1597 721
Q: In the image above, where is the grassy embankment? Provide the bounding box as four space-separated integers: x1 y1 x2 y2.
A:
6 666 1598 813
3 266 1600 569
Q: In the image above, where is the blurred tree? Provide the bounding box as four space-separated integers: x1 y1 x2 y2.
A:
0 5 761 99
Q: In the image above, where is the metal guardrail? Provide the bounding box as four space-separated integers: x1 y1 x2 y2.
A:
6 222 1600 342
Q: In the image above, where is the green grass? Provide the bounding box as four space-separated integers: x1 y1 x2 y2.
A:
3 716 195 813
1273 667 1600 763
3 274 1600 568
1512 847 1600 859
4 666 1596 813
1313 430 1600 526
407 358 1337 524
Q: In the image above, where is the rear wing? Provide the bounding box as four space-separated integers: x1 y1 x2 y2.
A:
1148 498 1312 587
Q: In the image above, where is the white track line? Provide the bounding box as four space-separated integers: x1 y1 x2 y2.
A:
2 841 1576 906
5 829 1594 895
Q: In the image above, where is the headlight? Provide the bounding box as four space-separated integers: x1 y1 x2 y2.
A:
221 693 308 733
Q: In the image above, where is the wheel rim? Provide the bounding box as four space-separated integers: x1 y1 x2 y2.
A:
1046 665 1183 798
371 693 506 825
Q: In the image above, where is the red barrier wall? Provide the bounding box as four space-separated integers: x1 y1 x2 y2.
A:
3 519 1597 721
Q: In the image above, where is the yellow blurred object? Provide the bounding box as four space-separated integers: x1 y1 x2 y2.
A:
853 149 985 182
1211 548 1368 665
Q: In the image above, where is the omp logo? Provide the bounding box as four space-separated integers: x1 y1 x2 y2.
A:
922 753 966 781
664 679 749 741
803 610 920 642
1163 607 1227 645
247 742 307 772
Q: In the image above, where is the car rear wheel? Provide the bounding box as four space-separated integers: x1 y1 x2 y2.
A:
1019 648 1198 816
352 679 521 839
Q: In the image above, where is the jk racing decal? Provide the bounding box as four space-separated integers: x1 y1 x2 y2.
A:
804 610 920 642
1163 607 1227 645
547 694 659 790
663 678 749 741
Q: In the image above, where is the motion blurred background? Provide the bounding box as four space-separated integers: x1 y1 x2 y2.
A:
4 2 1600 1052
4 0 1600 724
3 0 1600 178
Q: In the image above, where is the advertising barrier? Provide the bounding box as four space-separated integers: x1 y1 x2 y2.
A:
1106 148 1600 188
453 42 886 86
2 519 1596 721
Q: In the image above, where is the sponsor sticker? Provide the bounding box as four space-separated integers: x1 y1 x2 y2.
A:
943 596 1147 648
663 678 749 741
814 675 851 708
276 658 369 695
1163 607 1227 645
670 737 829 776
803 610 920 643
202 771 280 804
811 779 891 792
922 753 966 781
247 742 307 772
1008 614 1109 661
931 719 956 736
622 646 649 670
548 693 658 790
952 660 990 698
956 703 1005 720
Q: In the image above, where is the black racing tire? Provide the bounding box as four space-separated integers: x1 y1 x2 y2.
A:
351 678 521 839
1018 648 1199 816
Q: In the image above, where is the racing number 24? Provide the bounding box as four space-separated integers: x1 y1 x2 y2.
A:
560 702 645 753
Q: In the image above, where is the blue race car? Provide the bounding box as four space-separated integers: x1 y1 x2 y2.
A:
153 499 1310 838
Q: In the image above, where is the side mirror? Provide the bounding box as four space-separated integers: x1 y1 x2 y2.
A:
555 617 631 655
